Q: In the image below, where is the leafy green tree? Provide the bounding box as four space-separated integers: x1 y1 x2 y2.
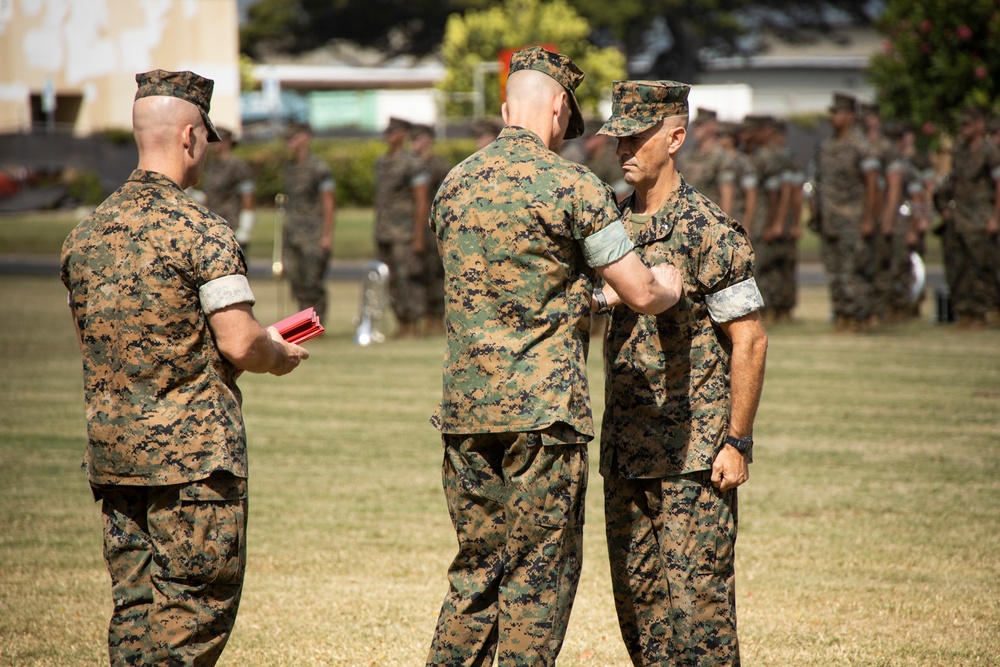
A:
868 0 1000 137
438 0 625 118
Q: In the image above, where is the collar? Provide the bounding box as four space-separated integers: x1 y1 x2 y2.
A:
127 169 184 191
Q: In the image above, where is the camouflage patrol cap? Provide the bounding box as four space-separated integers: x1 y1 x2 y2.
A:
694 107 718 124
385 116 413 133
508 46 586 140
597 80 690 137
828 92 858 113
135 69 221 142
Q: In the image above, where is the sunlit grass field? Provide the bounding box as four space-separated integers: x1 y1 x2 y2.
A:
0 219 996 665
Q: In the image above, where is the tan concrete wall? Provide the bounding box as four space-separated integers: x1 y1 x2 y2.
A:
0 0 241 136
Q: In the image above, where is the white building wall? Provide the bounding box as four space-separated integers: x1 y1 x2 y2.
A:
0 0 241 136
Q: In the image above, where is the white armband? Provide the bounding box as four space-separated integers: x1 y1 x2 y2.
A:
705 278 764 323
200 274 255 314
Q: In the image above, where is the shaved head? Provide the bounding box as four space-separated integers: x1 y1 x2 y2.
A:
132 95 210 188
133 95 202 156
502 69 570 150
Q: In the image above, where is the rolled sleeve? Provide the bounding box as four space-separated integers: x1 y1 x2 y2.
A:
200 274 255 314
705 278 764 323
582 219 635 268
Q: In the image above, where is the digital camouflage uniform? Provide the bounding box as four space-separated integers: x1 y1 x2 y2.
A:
419 150 451 322
768 147 805 317
815 127 880 323
682 144 730 210
202 153 254 237
374 147 431 326
946 134 1000 318
749 139 789 316
283 152 335 322
868 132 897 320
61 71 255 662
597 80 764 667
720 146 758 231
881 145 924 317
426 47 631 667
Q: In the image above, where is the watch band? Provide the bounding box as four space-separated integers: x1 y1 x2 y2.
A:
724 434 754 462
594 288 609 314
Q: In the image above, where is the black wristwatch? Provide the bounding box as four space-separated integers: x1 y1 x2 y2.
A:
594 287 610 314
724 434 754 463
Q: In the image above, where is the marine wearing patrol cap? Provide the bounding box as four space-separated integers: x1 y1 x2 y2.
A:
385 116 413 134
829 92 858 113
694 107 718 124
508 46 586 140
135 69 221 142
598 80 690 137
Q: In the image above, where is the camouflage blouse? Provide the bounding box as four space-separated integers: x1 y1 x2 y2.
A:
600 178 762 478
202 154 254 230
61 169 252 486
431 126 632 437
374 149 430 243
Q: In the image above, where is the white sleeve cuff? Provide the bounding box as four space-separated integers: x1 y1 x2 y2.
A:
705 277 764 323
200 274 255 314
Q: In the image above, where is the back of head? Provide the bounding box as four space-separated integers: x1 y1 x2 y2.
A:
506 46 586 140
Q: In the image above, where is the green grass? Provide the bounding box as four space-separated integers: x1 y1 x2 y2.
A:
0 207 376 260
1 269 998 665
0 208 945 267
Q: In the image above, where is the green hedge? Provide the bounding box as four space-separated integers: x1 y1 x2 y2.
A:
234 137 477 208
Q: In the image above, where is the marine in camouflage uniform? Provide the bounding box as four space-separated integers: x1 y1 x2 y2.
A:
760 121 805 322
60 70 307 667
941 106 1000 326
426 49 681 667
813 93 881 331
283 122 336 323
411 123 451 335
717 122 759 233
861 106 898 322
201 127 256 251
597 80 768 667
375 116 431 337
680 108 731 210
745 116 791 322
879 120 927 321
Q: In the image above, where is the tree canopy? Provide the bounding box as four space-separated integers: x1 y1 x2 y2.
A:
437 0 625 118
868 0 1000 138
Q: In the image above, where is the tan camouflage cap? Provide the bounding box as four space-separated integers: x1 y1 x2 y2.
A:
508 46 586 140
598 80 690 137
828 92 858 113
135 69 221 142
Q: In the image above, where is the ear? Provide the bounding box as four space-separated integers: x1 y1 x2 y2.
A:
181 123 196 156
668 125 687 155
501 102 509 125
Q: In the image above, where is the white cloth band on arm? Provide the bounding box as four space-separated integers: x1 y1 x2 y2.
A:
200 274 255 314
582 219 635 268
705 277 764 323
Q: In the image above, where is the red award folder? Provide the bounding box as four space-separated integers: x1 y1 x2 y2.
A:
271 307 325 344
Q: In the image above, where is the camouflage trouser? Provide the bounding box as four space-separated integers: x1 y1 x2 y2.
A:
873 225 914 318
604 470 739 667
945 228 1000 318
283 235 330 323
95 473 248 667
756 236 797 314
819 226 875 321
378 240 426 324
426 431 587 667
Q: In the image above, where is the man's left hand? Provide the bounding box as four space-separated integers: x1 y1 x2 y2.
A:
711 445 750 492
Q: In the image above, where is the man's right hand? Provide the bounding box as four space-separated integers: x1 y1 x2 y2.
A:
266 327 309 376
650 263 684 308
